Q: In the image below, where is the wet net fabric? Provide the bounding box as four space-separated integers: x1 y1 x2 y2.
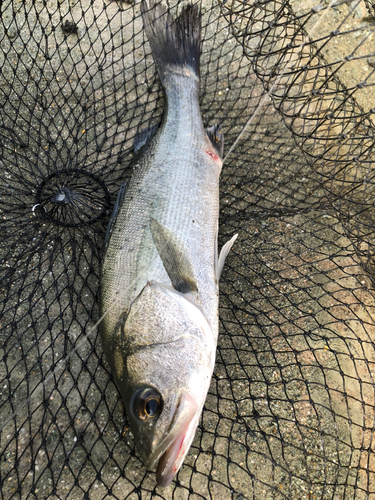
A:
1 0 375 498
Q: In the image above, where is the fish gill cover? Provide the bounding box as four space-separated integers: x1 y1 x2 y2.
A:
0 0 375 498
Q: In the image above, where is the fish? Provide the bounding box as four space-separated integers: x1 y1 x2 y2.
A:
100 0 237 487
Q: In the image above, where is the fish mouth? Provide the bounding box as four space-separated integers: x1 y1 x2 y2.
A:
142 392 199 486
156 428 190 487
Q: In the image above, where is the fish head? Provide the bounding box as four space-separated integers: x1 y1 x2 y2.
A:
118 281 215 486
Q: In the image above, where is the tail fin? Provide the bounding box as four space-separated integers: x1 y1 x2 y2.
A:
141 1 201 84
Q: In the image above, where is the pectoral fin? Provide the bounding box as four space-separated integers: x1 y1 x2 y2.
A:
150 218 198 294
217 234 238 280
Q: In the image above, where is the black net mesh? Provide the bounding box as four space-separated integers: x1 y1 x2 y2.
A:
1 0 375 498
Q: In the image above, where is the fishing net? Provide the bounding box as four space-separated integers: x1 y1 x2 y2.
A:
1 0 375 498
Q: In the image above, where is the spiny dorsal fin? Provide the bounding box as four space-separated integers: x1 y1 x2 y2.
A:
217 234 238 280
206 124 224 158
105 181 127 247
150 218 198 294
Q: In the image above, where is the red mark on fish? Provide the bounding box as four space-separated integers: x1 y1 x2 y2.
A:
206 149 220 162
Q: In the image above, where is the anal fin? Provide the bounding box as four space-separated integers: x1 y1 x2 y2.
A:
206 124 224 158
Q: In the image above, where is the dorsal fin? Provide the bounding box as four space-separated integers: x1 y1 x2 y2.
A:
105 182 127 247
133 125 159 153
150 218 198 294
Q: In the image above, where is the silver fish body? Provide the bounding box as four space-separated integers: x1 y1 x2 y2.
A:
100 1 236 486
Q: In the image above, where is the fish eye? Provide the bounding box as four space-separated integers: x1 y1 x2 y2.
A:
134 388 162 420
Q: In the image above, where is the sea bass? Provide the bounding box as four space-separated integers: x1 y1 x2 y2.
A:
100 0 237 487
